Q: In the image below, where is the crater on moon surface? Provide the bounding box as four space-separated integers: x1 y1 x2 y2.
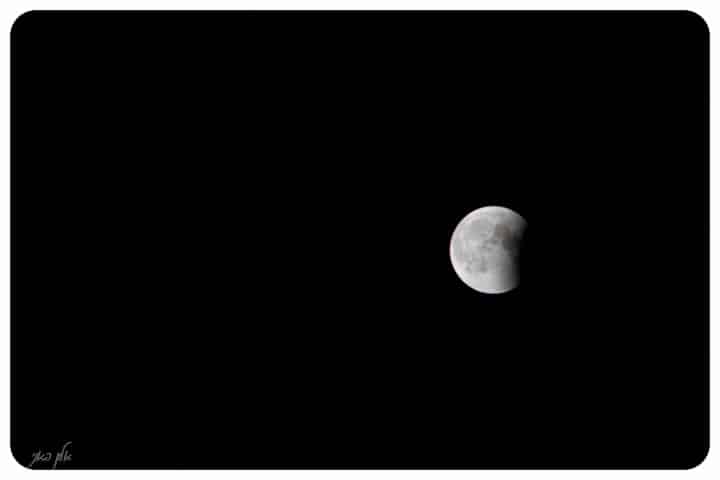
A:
449 206 527 294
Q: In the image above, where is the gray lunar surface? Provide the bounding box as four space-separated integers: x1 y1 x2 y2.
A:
449 206 527 294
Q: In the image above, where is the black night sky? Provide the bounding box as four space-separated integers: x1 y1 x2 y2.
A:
11 11 708 469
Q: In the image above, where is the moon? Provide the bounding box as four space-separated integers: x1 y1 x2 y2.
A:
449 206 527 294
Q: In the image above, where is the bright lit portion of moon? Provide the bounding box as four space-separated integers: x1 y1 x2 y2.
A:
449 206 527 294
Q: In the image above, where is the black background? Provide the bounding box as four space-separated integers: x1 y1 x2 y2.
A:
11 11 709 469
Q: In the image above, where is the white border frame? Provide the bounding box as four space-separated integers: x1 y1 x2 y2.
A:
0 2 714 479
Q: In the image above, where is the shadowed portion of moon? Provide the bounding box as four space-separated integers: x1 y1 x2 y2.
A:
449 206 527 294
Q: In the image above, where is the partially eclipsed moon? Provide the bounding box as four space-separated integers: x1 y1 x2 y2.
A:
449 206 527 294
